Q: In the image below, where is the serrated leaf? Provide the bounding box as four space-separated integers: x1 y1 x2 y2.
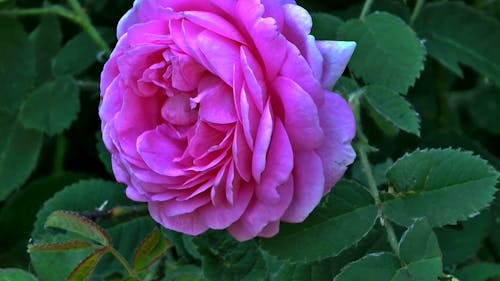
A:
271 228 387 281
261 180 378 262
133 228 171 271
415 2 500 85
0 268 38 281
52 32 99 76
363 85 420 135
67 248 108 281
454 263 500 281
95 217 157 279
20 76 80 136
194 232 266 281
45 211 111 246
436 211 492 267
383 149 499 227
366 103 400 137
311 13 343 40
0 172 87 253
29 16 62 85
0 17 35 112
337 12 425 94
0 111 43 201
28 240 94 252
398 218 442 281
32 179 131 239
333 253 404 281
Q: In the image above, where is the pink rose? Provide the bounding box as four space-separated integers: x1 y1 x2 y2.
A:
100 0 356 241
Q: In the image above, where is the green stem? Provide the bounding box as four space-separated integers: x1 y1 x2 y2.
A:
53 134 67 175
108 247 140 280
410 0 425 26
360 0 375 20
355 142 400 256
66 0 110 54
0 5 77 21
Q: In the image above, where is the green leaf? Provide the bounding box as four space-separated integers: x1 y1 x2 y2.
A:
466 84 500 135
366 104 400 137
29 16 62 85
337 12 425 94
333 253 403 281
333 77 358 97
454 263 500 281
0 17 35 112
271 228 388 281
398 218 442 281
436 211 492 267
0 268 38 281
45 211 111 246
20 76 80 136
0 172 87 253
382 149 499 227
163 265 206 281
52 32 99 76
32 179 131 239
133 228 171 271
96 132 113 174
311 13 343 40
363 85 420 135
0 111 43 201
352 159 393 188
67 248 108 281
195 232 266 281
95 217 157 279
260 180 378 262
28 241 94 252
415 2 500 86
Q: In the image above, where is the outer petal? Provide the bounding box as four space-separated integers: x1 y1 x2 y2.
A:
317 41 356 89
318 92 356 193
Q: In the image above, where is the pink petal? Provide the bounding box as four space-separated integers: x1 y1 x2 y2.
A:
184 11 246 43
316 41 356 89
258 220 280 238
149 202 209 235
256 118 293 204
228 177 294 241
154 196 211 217
197 77 237 124
282 151 324 222
272 76 323 150
252 102 273 182
233 125 252 182
197 30 239 86
136 125 187 176
318 92 356 193
240 46 266 112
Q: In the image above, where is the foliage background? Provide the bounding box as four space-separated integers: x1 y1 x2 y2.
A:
0 0 500 280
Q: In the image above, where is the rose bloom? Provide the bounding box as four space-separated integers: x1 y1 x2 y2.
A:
100 0 356 241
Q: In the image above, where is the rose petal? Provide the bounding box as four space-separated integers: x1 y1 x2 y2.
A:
318 92 356 193
282 151 324 222
316 41 356 89
256 118 293 204
272 76 323 150
252 102 273 182
137 125 187 176
149 202 209 235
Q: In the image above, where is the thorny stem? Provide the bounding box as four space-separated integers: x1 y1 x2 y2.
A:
108 247 140 280
355 142 400 256
0 1 110 55
360 0 375 20
66 0 110 54
0 6 77 21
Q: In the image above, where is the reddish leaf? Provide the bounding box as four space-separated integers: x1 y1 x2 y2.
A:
44 210 111 246
28 240 94 252
67 247 108 281
133 228 171 271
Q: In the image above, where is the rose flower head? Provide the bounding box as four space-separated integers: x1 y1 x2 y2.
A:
100 0 356 241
